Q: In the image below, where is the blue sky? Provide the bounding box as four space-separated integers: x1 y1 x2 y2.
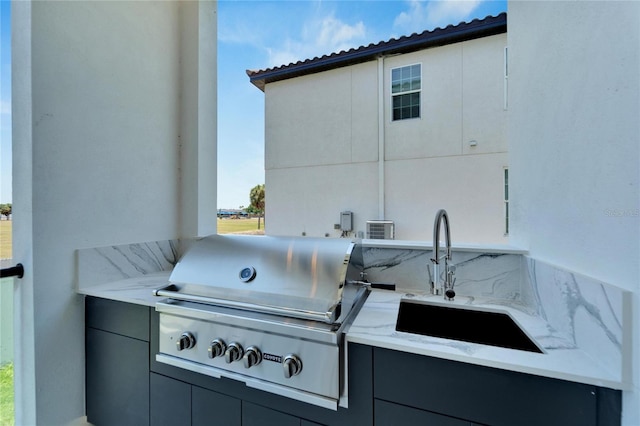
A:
0 0 507 206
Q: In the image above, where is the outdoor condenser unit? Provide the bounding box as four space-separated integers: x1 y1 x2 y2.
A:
366 220 395 240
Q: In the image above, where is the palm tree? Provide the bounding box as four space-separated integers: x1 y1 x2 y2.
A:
249 184 265 230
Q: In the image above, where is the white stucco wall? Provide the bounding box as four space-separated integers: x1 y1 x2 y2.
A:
12 1 216 423
508 2 639 424
266 61 379 170
265 34 508 242
267 163 379 237
385 153 508 242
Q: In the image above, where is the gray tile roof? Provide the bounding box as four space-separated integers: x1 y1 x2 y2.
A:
247 12 506 91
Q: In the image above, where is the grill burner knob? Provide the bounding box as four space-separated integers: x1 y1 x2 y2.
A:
282 354 302 378
176 332 196 351
225 342 244 363
243 346 262 369
208 339 227 359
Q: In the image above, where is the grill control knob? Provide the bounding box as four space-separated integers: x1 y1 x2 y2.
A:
243 346 262 369
225 342 244 364
208 339 227 359
282 354 302 379
176 332 196 351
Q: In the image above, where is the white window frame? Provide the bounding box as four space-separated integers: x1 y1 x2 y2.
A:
390 63 422 121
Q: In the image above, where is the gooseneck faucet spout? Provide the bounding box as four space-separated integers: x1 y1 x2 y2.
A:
431 209 456 300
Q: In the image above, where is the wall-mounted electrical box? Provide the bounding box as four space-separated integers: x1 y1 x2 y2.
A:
340 211 353 232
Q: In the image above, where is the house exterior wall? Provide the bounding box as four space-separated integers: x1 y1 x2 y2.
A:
12 1 216 423
264 33 508 242
508 2 639 425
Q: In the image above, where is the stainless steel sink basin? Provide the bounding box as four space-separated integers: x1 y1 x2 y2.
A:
395 299 543 353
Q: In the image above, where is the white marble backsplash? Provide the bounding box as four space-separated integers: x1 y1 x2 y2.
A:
362 247 527 306
358 246 630 385
523 257 628 379
77 239 181 291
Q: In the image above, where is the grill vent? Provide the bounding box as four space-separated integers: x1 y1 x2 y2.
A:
366 220 395 239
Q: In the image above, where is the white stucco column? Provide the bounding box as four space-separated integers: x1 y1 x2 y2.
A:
180 1 217 238
11 1 217 423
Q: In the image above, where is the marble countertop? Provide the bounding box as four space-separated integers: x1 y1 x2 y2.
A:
346 289 627 390
79 276 626 391
75 237 627 392
77 271 170 307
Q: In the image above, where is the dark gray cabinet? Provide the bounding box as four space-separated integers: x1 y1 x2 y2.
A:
150 373 191 426
85 296 359 426
375 399 474 426
85 297 621 426
192 385 241 426
85 298 150 426
243 401 301 426
373 347 621 426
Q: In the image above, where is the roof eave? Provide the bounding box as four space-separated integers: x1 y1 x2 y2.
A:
247 13 506 92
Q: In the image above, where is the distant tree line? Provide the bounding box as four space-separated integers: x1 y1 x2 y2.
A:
0 203 11 220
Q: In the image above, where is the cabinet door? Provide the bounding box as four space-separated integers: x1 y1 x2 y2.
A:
192 385 241 426
374 347 599 426
375 399 472 426
86 328 150 426
242 401 300 426
150 373 191 426
301 420 325 426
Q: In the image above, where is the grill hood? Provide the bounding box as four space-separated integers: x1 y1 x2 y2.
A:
166 234 364 323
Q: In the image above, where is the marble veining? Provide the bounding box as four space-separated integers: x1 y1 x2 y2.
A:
524 257 626 377
347 251 630 389
76 239 630 390
362 247 526 305
77 239 180 291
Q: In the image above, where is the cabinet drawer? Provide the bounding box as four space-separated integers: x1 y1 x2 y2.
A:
86 296 149 341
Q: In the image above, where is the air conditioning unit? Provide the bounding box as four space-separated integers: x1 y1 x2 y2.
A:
366 220 395 240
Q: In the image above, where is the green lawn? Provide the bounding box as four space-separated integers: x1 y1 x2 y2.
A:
217 217 264 234
0 219 263 258
0 222 14 426
0 363 13 426
0 221 11 260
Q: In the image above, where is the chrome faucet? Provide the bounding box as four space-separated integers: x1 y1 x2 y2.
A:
431 209 456 300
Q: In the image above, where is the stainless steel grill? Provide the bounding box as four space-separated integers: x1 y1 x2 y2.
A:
153 234 368 409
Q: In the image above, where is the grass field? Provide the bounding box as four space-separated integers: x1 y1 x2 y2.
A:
0 220 13 425
0 222 10 260
217 217 264 235
0 363 12 426
0 218 262 260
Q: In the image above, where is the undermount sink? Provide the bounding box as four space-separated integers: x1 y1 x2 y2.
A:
395 299 543 353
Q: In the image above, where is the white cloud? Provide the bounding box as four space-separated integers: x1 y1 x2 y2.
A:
394 0 483 34
267 14 367 68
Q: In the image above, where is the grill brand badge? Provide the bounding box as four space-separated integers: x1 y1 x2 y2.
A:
263 353 283 363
